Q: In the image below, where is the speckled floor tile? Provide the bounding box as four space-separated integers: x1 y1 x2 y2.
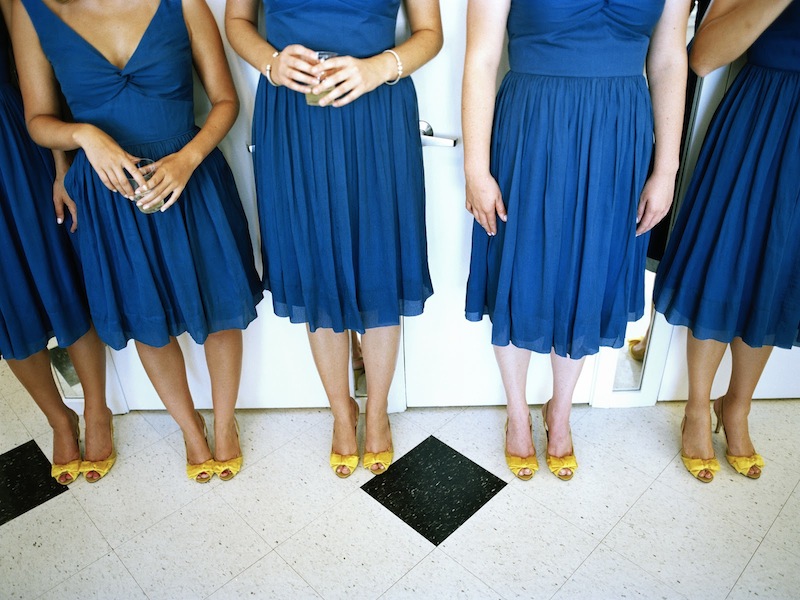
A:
0 492 110 599
116 492 270 600
0 399 34 455
380 548 503 600
571 403 682 478
764 487 800 558
363 436 506 545
208 551 322 599
276 490 434 600
38 552 148 600
748 400 800 470
0 440 67 526
439 486 598 600
0 361 25 399
604 481 760 600
138 409 182 439
397 406 465 435
727 539 800 600
516 436 655 538
553 544 687 600
70 439 213 548
657 433 800 538
4 386 51 438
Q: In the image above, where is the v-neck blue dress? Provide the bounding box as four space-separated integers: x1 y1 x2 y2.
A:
465 0 666 359
252 0 432 333
20 0 262 350
654 2 800 348
0 22 91 360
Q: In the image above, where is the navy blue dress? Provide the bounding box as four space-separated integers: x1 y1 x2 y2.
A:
253 0 432 333
0 22 91 360
465 0 666 359
21 0 262 350
654 2 800 349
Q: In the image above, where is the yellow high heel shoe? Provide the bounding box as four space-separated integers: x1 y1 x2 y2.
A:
714 398 764 479
627 337 645 362
51 409 82 485
214 418 243 481
186 410 215 483
81 416 116 483
504 415 538 480
364 420 393 475
330 398 359 478
680 416 720 483
541 401 577 481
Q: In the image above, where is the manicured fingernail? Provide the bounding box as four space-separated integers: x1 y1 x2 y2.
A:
56 217 63 224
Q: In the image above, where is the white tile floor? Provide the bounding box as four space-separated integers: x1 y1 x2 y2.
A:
1 362 799 600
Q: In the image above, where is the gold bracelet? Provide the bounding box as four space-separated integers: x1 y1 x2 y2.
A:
382 49 403 85
264 51 280 87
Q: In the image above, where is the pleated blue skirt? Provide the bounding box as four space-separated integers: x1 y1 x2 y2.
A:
64 129 262 350
0 84 91 360
654 64 800 348
466 73 653 359
252 76 433 333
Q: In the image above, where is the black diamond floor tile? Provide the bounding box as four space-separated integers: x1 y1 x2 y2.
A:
361 436 506 545
0 440 68 527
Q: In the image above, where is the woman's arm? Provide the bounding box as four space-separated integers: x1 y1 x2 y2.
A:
11 0 149 196
308 0 443 107
137 0 241 211
461 0 509 236
690 0 794 76
225 0 319 95
636 0 692 235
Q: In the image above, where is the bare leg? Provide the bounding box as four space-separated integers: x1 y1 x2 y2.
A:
6 350 80 483
546 351 584 478
494 343 534 476
66 327 112 481
361 325 400 471
684 333 727 481
716 337 773 477
307 327 358 476
135 338 211 479
204 330 243 477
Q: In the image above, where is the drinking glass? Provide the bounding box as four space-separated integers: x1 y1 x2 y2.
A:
126 159 162 214
306 51 339 106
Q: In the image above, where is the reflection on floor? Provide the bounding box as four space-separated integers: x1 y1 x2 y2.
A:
613 343 644 390
1 360 799 599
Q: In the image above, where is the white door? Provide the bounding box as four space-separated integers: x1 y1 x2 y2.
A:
403 0 597 408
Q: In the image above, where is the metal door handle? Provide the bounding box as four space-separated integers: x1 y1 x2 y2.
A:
419 120 458 147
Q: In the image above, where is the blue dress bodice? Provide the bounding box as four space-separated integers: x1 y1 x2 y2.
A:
507 0 666 77
21 0 195 146
263 0 400 58
749 1 800 72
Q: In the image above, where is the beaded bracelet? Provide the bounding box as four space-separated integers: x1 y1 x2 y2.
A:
383 49 403 85
265 51 280 87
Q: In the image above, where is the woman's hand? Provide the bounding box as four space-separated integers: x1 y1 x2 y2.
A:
466 172 507 236
74 124 146 197
268 44 321 93
135 151 200 212
53 175 78 233
311 52 396 107
636 170 675 235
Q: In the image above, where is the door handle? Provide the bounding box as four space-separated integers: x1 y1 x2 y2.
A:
419 120 458 147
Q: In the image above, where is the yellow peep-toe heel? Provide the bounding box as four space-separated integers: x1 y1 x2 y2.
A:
504 416 538 480
214 418 243 481
714 398 764 479
186 410 215 483
541 401 577 481
680 416 720 483
330 398 360 478
364 421 393 476
51 409 82 485
81 417 116 483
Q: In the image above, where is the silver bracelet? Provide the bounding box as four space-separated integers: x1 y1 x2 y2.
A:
264 51 280 87
383 49 403 85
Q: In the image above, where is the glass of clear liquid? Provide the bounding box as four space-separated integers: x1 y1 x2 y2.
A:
126 159 162 214
305 51 339 106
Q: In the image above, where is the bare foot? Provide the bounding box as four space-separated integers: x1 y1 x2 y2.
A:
714 397 760 478
331 399 359 476
506 411 535 478
214 418 242 479
542 401 574 479
364 413 392 472
82 407 114 482
682 408 716 481
52 410 81 484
